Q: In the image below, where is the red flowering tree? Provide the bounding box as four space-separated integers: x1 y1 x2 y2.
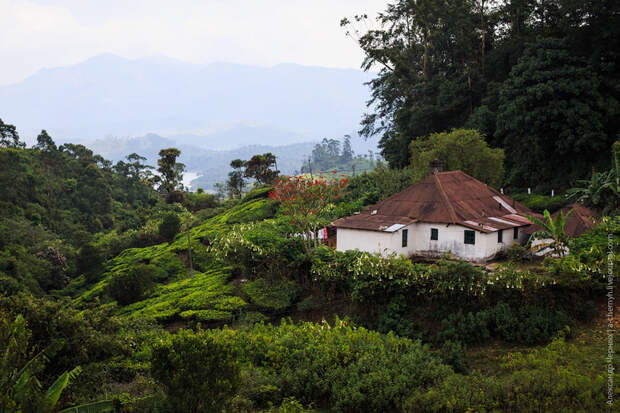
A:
269 174 348 253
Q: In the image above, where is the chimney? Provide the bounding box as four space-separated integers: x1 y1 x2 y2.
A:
429 158 443 175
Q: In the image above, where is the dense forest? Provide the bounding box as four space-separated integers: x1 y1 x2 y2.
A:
1 0 620 412
343 0 619 190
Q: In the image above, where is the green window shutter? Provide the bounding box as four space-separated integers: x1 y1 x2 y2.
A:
513 227 519 239
431 228 438 240
498 229 503 243
402 229 408 247
464 230 475 245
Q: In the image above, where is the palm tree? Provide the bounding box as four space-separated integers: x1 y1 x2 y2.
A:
525 209 572 258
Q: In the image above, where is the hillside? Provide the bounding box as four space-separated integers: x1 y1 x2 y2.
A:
1 140 618 412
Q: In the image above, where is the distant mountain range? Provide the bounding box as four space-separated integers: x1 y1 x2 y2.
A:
0 54 375 149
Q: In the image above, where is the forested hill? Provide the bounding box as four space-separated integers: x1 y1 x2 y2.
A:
0 142 155 239
0 137 167 294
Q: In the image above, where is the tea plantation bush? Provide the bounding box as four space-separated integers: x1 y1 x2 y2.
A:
437 302 569 345
403 338 618 412
151 328 241 413
207 319 453 412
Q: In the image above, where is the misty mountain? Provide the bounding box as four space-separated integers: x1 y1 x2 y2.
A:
0 54 375 148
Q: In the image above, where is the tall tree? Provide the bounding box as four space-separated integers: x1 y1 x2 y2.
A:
125 153 152 181
345 0 620 180
496 37 608 190
342 0 482 167
156 148 185 193
243 153 279 185
0 119 24 149
341 135 354 163
34 130 57 152
226 159 246 198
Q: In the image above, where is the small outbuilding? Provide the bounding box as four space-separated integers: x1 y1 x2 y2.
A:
332 164 533 263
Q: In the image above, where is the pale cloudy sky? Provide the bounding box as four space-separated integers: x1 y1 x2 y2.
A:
0 0 388 85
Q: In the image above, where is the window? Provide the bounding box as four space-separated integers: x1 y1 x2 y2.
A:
514 227 519 239
402 229 408 247
430 228 438 240
464 230 475 245
498 229 503 243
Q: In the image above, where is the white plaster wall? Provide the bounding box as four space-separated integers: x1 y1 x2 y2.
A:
410 222 488 261
336 228 399 256
336 223 529 262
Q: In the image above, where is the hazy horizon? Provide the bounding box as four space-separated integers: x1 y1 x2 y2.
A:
0 0 388 86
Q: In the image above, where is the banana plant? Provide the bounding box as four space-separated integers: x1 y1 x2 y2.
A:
525 209 572 258
1 315 114 413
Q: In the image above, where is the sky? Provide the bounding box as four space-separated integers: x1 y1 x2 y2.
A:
0 0 388 86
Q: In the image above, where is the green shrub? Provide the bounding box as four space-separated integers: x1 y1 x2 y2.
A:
151 328 241 413
208 319 453 412
490 303 569 345
158 213 181 242
505 244 527 262
438 303 569 345
511 192 567 213
241 278 301 311
107 264 155 305
439 340 469 374
0 294 127 382
183 191 218 212
76 243 104 283
437 310 490 344
404 338 617 412
376 293 418 338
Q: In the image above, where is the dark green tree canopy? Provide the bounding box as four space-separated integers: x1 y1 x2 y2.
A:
0 119 24 149
243 152 279 185
157 148 185 193
345 0 620 187
496 37 608 189
158 213 181 242
34 130 57 152
226 159 246 198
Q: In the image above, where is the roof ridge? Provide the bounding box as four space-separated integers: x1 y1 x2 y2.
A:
433 173 458 223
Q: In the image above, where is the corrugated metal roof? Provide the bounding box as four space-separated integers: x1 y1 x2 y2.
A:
383 223 406 232
332 170 533 233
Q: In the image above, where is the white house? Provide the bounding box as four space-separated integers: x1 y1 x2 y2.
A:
332 165 533 263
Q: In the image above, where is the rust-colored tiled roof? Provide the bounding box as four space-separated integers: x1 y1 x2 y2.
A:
522 203 600 238
332 170 533 233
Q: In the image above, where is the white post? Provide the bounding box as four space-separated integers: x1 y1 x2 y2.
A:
528 187 531 194
500 188 504 194
551 189 555 197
